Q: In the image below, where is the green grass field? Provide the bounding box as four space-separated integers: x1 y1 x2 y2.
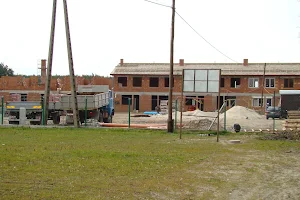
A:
0 127 299 199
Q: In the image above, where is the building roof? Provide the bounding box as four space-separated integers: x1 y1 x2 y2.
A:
110 62 300 76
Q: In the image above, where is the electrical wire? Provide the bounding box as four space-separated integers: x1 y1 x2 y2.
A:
144 0 239 63
144 0 171 8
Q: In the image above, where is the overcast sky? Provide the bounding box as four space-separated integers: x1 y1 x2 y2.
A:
0 0 299 77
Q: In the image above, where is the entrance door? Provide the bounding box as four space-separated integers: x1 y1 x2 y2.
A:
133 95 140 111
198 96 204 111
151 95 158 111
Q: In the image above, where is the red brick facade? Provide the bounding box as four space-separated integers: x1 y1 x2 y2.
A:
112 74 299 113
0 75 112 102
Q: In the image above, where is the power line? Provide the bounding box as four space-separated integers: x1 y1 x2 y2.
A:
144 0 171 8
175 11 238 63
144 0 239 63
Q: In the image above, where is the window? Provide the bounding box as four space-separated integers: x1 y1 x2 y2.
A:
118 77 127 87
266 98 272 107
252 98 262 107
149 77 159 87
164 77 174 87
265 78 275 88
284 79 293 88
248 78 259 88
21 94 27 102
230 78 240 88
220 78 225 88
122 95 132 105
133 77 142 87
40 94 44 102
185 96 196 105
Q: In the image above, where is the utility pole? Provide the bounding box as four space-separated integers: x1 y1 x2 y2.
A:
44 0 80 127
261 63 266 113
63 0 80 128
44 0 57 125
167 0 175 133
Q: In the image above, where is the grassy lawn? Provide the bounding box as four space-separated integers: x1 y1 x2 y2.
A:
0 127 299 199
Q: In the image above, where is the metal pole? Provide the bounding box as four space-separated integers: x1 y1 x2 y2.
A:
1 96 4 125
179 69 184 139
85 97 87 127
128 98 131 128
224 100 227 131
44 0 57 125
174 99 178 131
217 69 221 142
273 91 275 134
63 0 80 128
167 0 175 133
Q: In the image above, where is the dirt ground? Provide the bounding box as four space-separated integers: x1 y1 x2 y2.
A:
0 106 287 131
113 109 285 132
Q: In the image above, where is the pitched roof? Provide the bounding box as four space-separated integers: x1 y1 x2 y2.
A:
110 63 300 76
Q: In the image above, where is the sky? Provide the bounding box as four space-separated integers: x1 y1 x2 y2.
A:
0 0 299 77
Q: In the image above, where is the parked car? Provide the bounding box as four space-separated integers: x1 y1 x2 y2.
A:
265 106 288 119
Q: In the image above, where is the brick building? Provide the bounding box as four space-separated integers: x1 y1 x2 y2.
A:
0 60 112 102
111 59 300 113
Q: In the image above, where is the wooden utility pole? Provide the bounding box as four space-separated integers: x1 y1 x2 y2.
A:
44 0 57 125
44 0 80 127
63 0 80 128
261 63 266 113
217 70 221 142
167 0 175 133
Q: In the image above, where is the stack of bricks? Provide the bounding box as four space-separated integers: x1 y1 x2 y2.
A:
91 76 112 88
283 111 300 130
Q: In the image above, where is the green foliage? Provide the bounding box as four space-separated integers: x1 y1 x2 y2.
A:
0 63 14 76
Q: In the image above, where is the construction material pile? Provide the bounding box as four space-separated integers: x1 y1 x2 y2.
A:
220 106 264 121
185 118 218 130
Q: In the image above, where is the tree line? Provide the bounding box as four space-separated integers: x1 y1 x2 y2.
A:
0 63 14 76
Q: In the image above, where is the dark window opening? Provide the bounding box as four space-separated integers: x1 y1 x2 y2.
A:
265 78 275 88
118 77 127 87
21 94 27 102
220 78 225 87
185 96 196 105
122 95 132 105
150 77 159 87
284 79 293 88
230 78 240 88
164 77 174 87
133 77 142 87
40 94 44 102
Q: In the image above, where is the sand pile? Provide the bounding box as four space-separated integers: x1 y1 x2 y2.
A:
182 110 218 118
220 106 264 121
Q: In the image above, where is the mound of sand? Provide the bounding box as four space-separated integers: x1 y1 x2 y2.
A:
182 110 218 118
220 106 264 121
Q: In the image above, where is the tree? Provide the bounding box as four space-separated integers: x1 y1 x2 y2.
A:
0 63 14 76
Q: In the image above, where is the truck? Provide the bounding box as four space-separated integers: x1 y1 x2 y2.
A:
6 86 114 125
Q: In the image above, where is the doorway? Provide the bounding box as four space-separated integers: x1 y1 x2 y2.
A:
151 95 158 111
133 95 140 111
